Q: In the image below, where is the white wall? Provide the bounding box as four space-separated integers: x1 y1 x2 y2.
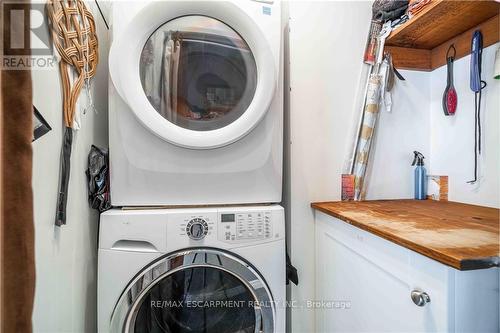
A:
429 44 499 208
366 69 430 199
31 3 109 332
288 2 371 330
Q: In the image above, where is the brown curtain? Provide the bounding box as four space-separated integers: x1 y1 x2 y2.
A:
1 1 35 332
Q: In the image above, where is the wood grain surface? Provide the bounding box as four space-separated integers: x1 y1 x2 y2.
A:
311 200 499 270
387 0 499 49
430 14 499 69
384 46 433 71
385 0 500 71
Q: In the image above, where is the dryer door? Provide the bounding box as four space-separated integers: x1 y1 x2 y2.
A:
110 248 275 333
109 1 277 149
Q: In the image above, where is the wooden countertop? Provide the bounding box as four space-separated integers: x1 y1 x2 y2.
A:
311 200 499 271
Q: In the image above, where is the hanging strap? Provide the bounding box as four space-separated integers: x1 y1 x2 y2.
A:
56 127 73 226
286 252 299 286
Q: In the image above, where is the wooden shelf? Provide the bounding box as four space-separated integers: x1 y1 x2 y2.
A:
385 0 500 71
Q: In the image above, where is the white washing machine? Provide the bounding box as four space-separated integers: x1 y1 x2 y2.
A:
108 1 283 206
98 205 286 333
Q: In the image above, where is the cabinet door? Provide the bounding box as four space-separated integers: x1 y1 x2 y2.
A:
315 213 451 333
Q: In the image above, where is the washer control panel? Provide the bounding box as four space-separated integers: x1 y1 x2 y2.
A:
171 208 282 245
178 214 215 241
219 211 273 242
186 218 209 240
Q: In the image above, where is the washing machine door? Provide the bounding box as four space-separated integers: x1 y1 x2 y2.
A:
109 1 277 149
110 248 275 333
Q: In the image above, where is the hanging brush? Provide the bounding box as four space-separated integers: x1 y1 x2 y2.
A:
442 44 457 116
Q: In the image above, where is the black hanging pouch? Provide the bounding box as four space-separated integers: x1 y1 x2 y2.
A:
86 145 111 212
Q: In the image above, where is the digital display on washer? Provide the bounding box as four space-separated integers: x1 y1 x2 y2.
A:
221 214 235 223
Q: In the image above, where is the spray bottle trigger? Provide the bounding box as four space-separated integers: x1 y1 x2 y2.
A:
411 151 418 166
412 151 424 166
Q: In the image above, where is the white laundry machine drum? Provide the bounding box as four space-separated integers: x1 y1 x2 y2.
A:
110 248 275 333
109 2 277 149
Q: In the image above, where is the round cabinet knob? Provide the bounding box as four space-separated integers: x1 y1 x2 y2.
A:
411 290 431 307
186 218 208 240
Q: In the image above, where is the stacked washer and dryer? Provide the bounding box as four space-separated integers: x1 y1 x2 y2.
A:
98 1 285 332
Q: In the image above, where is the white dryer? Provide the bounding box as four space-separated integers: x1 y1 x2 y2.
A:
108 1 283 206
98 206 285 332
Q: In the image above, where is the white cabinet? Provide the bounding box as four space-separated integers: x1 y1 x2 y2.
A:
315 212 499 333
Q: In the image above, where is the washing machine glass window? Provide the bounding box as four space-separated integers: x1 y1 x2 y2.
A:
111 248 275 333
133 267 255 332
139 16 258 132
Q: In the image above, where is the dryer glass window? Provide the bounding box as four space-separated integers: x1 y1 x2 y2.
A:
140 16 258 131
133 266 256 333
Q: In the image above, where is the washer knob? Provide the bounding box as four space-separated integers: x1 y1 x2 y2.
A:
186 218 208 240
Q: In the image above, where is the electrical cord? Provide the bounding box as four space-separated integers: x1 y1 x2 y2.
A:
468 30 486 185
468 80 487 184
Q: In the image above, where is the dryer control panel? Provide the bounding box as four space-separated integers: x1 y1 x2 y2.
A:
218 211 273 242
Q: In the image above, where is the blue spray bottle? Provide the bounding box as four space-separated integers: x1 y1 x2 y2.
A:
412 151 427 200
